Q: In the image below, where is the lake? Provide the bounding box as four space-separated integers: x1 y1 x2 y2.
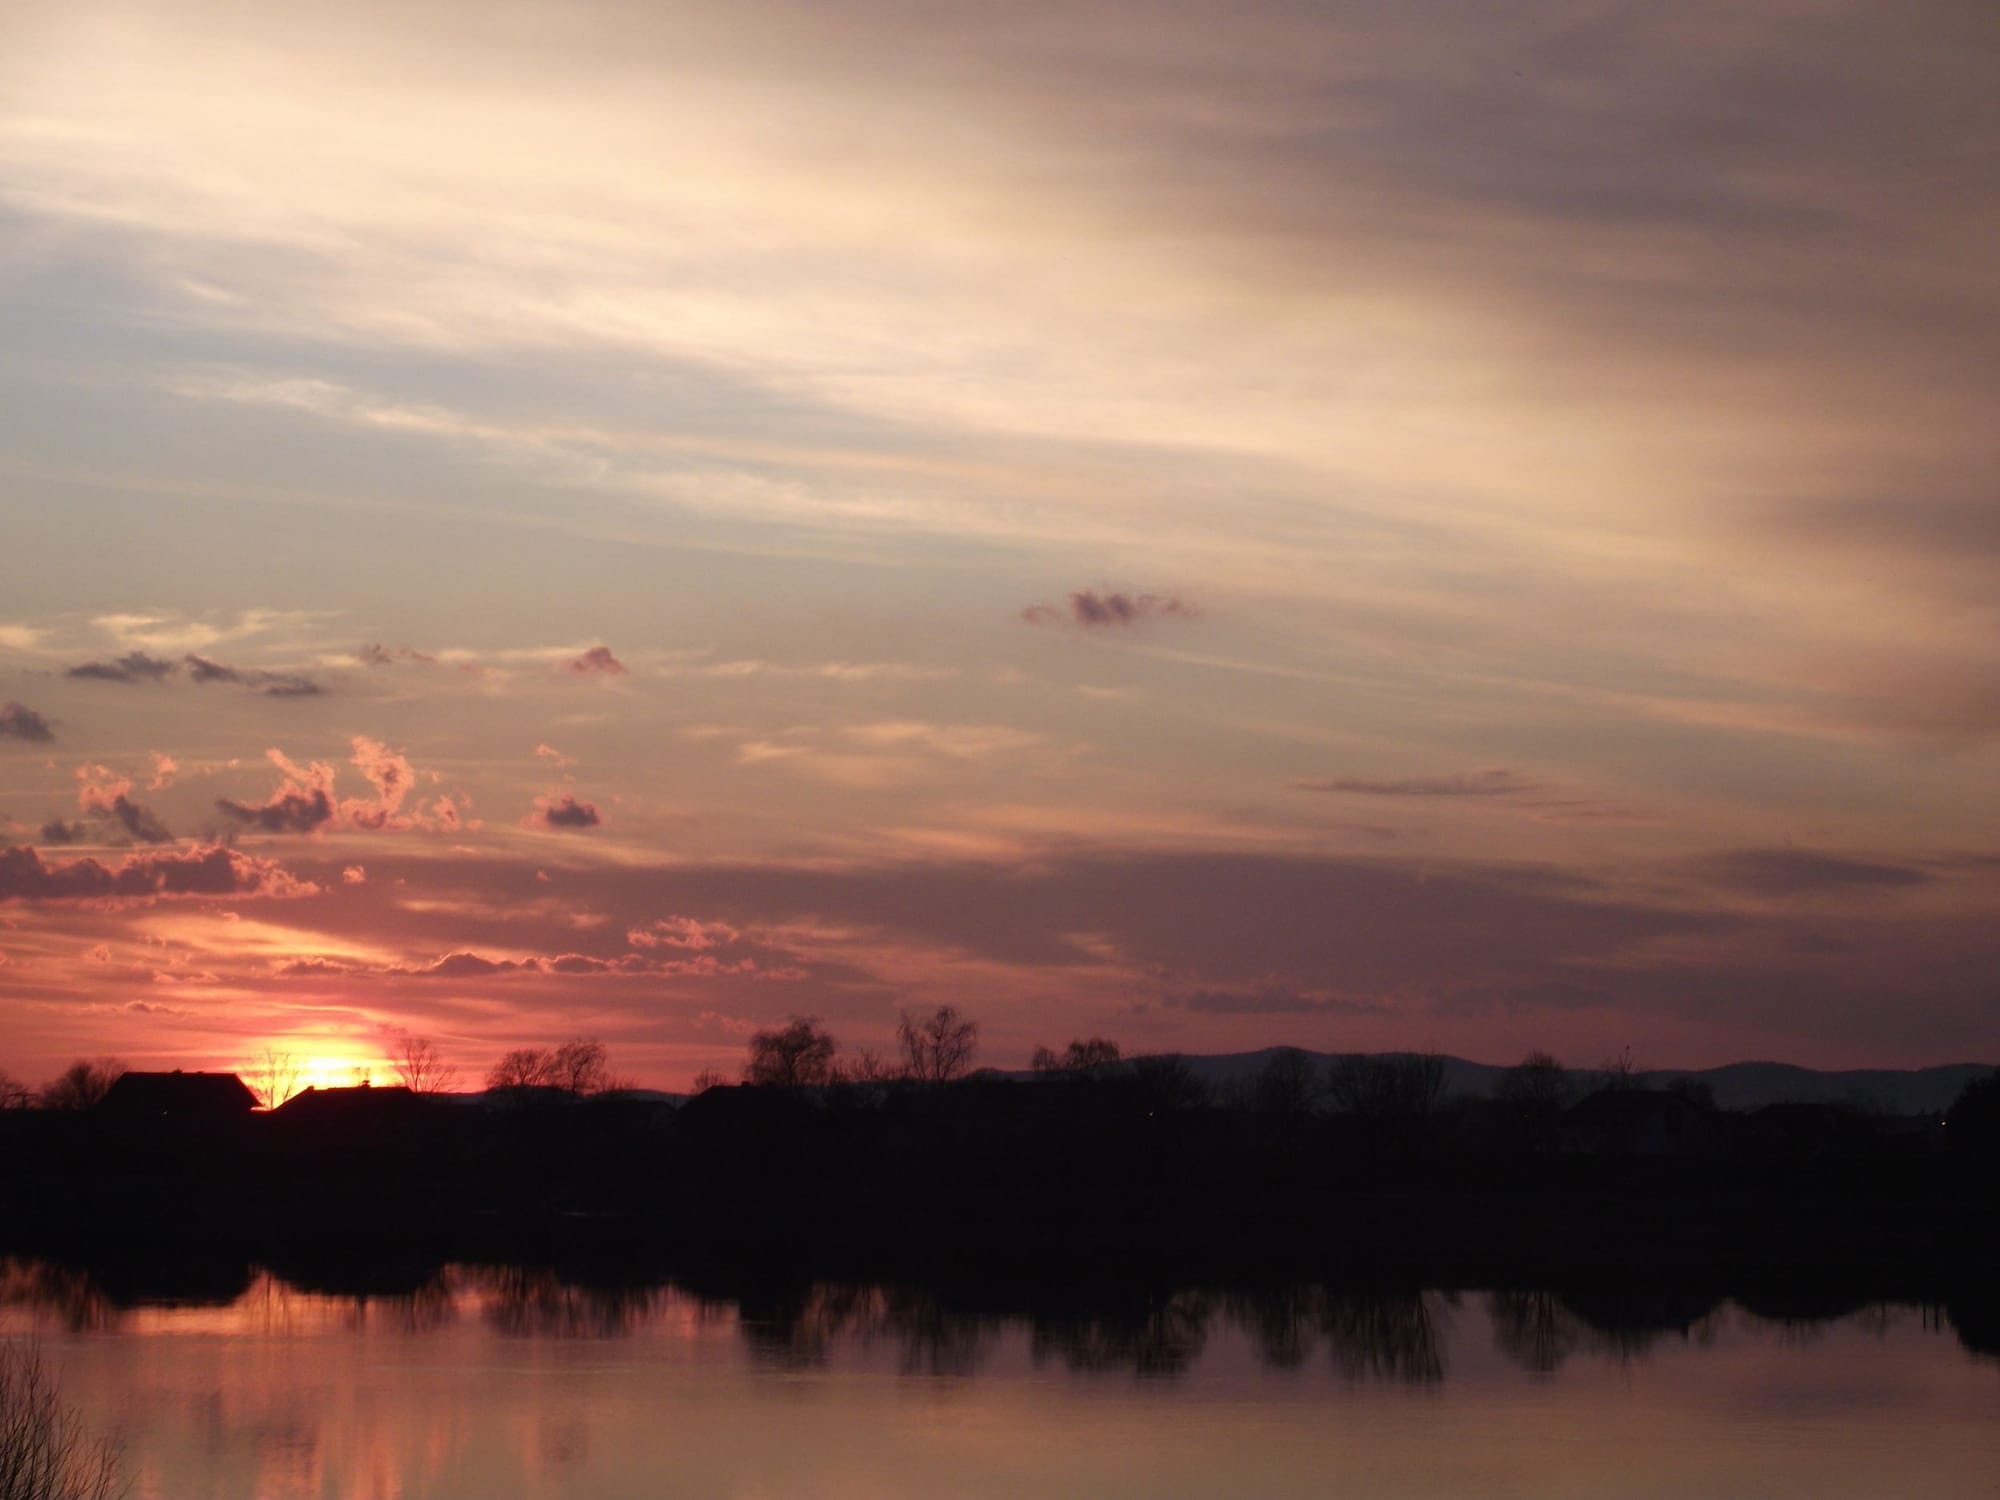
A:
3 1260 1996 1498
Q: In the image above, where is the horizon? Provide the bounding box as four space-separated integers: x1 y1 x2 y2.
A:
5 1 1999 1090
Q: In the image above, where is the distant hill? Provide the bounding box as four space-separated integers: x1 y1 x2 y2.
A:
1133 1048 1994 1115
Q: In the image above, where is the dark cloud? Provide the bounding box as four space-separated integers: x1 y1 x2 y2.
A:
356 643 438 667
1294 770 1542 797
37 819 87 846
256 672 324 698
566 645 627 676
1022 591 1198 628
529 793 602 830
0 702 55 743
1692 849 1931 895
0 843 315 901
95 794 173 845
216 786 336 835
65 651 176 684
186 655 323 697
183 654 243 684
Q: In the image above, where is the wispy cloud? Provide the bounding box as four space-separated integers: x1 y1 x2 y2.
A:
1293 770 1542 798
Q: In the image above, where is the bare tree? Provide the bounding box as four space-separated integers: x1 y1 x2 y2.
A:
244 1048 302 1109
0 1072 33 1111
689 1068 730 1094
390 1035 458 1093
488 1047 554 1092
745 1017 838 1087
548 1038 609 1096
1327 1053 1445 1124
0 1343 122 1500
1495 1051 1571 1114
896 1006 979 1083
36 1059 126 1112
1251 1047 1322 1122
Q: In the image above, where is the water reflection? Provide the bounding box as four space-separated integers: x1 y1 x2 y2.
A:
3 1256 1997 1382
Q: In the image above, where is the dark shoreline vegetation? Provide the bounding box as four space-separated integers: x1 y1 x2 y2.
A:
5 1044 1997 1292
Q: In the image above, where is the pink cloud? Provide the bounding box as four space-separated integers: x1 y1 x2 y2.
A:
628 916 741 950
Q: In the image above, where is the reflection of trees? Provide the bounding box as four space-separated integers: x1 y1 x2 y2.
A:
1029 1289 1214 1378
1488 1290 1582 1375
1225 1286 1323 1370
731 1283 997 1375
479 1267 662 1339
1223 1287 1455 1384
1485 1288 1726 1372
0 1259 121 1335
1320 1291 1453 1385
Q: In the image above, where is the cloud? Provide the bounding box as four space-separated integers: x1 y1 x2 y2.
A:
256 671 324 698
276 946 779 981
36 819 87 846
216 739 457 834
534 742 577 768
345 735 416 829
356 643 438 667
1691 849 1931 895
186 654 323 697
628 915 741 950
75 764 174 845
147 752 179 790
525 793 602 830
1294 770 1543 798
65 651 177 684
1021 591 1198 628
0 702 55 743
1168 986 1390 1016
566 645 627 676
341 864 367 884
183 653 243 684
0 843 316 902
217 749 339 834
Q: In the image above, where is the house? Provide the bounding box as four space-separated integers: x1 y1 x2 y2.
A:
94 1070 258 1123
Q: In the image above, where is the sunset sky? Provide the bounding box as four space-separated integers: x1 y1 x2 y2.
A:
3 0 1996 1089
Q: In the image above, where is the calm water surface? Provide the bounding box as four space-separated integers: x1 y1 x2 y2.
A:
3 1261 1996 1499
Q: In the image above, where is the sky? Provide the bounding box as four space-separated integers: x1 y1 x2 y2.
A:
2 0 1996 1090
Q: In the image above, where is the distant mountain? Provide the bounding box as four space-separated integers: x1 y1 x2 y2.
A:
1139 1048 1994 1115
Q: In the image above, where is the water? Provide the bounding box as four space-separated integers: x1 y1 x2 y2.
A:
3 1261 1996 1498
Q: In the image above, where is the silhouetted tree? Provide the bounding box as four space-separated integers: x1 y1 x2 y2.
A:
0 1343 122 1500
1947 1069 2000 1167
1252 1047 1322 1122
244 1047 301 1109
0 1072 32 1111
488 1047 554 1092
896 1005 979 1082
1327 1052 1445 1125
549 1038 609 1095
1131 1054 1207 1112
391 1034 458 1094
1031 1037 1121 1080
1496 1051 1570 1114
1594 1045 1643 1092
689 1068 730 1094
486 1039 613 1096
746 1017 838 1087
36 1059 125 1112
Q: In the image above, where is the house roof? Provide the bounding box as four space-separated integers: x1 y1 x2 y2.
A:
96 1070 258 1116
